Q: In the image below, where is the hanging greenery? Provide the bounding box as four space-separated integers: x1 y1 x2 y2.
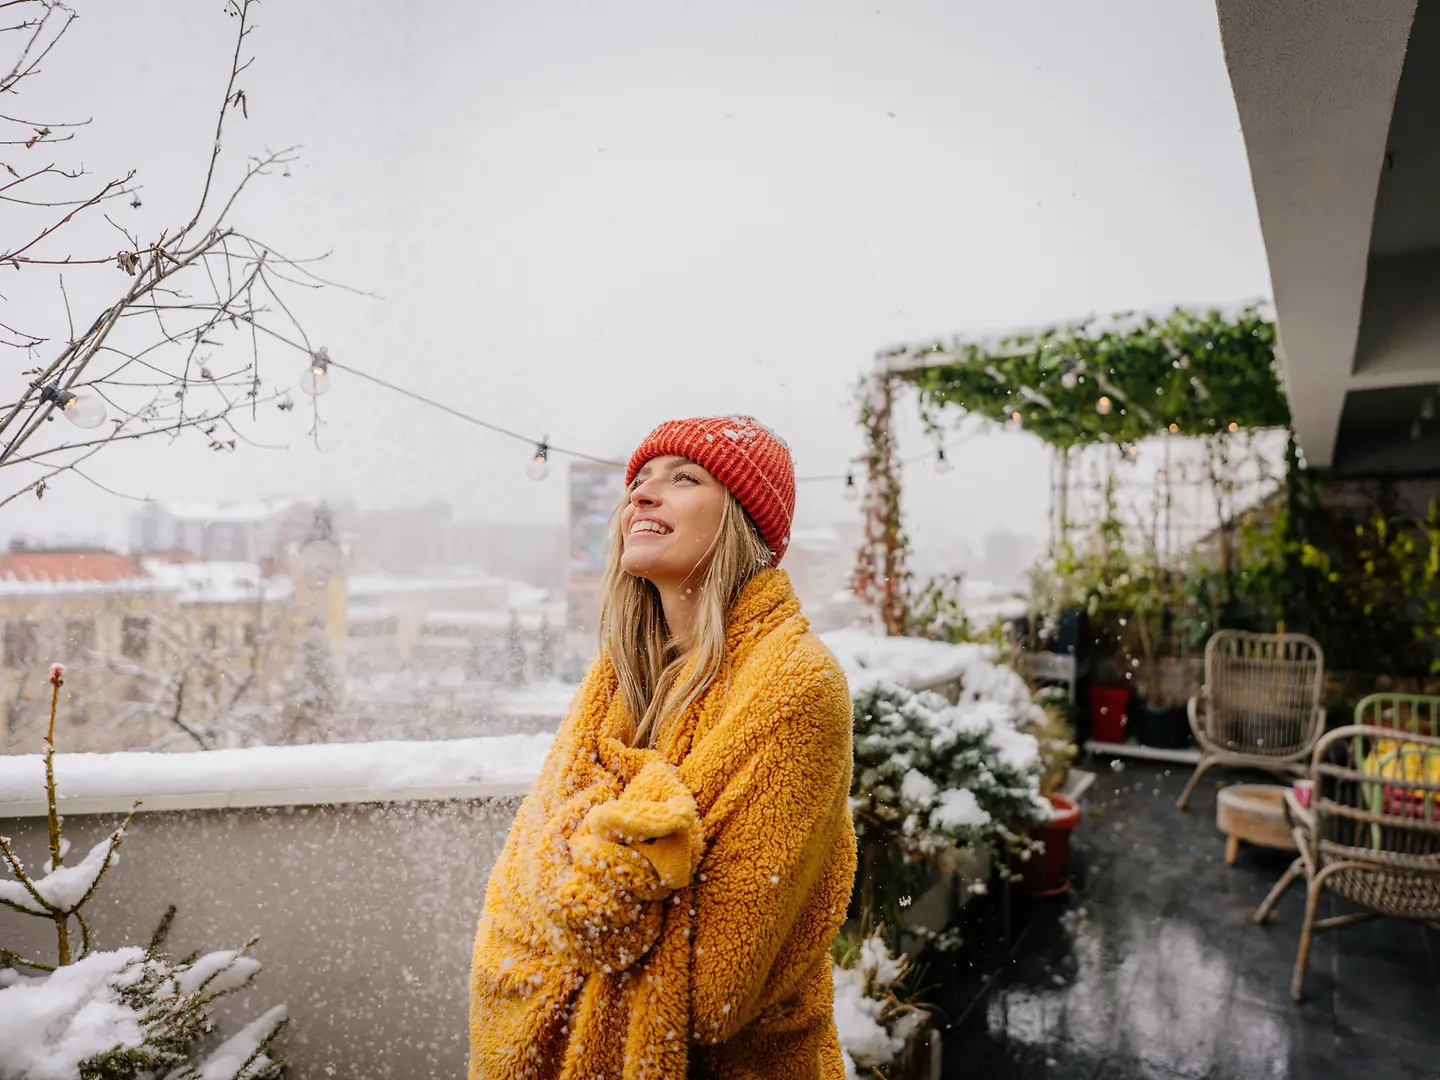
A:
884 304 1290 449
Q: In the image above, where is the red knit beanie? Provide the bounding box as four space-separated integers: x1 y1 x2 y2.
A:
626 416 797 566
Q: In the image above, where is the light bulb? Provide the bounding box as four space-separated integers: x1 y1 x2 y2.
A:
300 364 330 396
1168 423 1178 433
1127 445 1139 457
935 448 953 474
526 442 550 481
1010 410 1022 423
301 347 331 396
1060 371 1078 390
843 472 860 501
61 389 106 429
1096 396 1113 416
1227 421 1239 433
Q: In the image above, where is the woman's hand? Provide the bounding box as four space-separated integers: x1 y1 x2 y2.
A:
578 760 705 889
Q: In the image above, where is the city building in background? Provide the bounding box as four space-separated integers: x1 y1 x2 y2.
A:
564 462 626 677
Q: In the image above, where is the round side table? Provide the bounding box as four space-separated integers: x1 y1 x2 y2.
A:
1216 784 1297 865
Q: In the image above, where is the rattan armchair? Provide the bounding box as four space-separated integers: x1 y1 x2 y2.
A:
1175 630 1325 810
1254 723 1440 1001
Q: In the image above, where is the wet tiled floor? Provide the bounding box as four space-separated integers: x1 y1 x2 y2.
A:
932 759 1440 1079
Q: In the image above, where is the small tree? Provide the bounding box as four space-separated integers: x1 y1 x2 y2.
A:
533 617 556 682
0 665 286 1077
0 0 350 508
504 612 527 688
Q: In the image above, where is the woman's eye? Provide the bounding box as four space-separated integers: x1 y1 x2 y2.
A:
675 471 699 484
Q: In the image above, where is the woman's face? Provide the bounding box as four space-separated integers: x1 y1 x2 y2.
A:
620 455 727 587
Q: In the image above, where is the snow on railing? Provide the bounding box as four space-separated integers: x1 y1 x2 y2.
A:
0 734 553 818
1 632 1009 820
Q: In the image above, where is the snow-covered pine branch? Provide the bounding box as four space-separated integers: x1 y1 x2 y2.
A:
0 665 289 1078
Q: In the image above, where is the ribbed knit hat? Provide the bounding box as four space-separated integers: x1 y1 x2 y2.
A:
626 416 797 566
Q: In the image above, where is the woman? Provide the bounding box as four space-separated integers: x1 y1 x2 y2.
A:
470 416 856 1080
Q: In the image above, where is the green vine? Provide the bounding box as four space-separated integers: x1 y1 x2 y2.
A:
889 304 1289 449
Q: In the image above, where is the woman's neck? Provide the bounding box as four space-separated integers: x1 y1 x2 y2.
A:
656 581 696 648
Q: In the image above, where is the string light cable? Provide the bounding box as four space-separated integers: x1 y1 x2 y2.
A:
292 347 978 485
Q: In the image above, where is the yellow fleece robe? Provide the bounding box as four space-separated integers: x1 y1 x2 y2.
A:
469 570 856 1080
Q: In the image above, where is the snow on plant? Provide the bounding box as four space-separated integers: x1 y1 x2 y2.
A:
0 665 286 1078
850 654 1052 865
831 930 928 1080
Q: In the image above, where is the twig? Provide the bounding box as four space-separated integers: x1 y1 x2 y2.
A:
2 171 134 264
174 0 254 247
0 946 53 971
44 664 68 964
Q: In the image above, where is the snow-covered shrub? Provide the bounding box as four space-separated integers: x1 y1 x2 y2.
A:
0 665 287 1079
831 931 927 1080
851 674 1051 859
849 646 1054 936
0 945 285 1080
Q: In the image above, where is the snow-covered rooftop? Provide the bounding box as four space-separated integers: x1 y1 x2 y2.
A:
140 559 292 605
347 573 508 596
0 734 555 817
146 496 303 523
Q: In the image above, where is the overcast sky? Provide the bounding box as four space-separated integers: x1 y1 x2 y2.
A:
3 0 1269 567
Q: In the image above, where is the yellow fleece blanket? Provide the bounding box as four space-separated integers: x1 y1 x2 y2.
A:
469 570 857 1080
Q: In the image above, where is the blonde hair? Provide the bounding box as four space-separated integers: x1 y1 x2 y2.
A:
599 491 773 749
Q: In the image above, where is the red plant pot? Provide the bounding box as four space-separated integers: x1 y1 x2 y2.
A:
1020 793 1082 897
1087 684 1130 744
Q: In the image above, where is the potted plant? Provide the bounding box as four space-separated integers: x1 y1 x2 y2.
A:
1017 692 1082 896
1126 553 1194 750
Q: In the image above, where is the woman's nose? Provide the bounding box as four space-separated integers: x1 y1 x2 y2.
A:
630 482 659 507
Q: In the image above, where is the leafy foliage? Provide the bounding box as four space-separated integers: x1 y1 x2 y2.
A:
893 305 1290 449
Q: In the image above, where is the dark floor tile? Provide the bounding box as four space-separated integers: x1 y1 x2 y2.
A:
1333 946 1440 1046
1208 994 1336 1080
1093 1056 1191 1080
944 761 1439 1078
950 1034 1104 1079
1335 1023 1440 1078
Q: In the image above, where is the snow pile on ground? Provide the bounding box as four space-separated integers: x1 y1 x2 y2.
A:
0 733 555 813
0 948 285 1080
821 628 996 694
832 933 926 1080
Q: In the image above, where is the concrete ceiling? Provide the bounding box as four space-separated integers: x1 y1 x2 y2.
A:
1216 0 1422 472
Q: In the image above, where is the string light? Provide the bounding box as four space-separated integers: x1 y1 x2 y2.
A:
1227 421 1239 433
1060 371 1078 390
526 439 550 481
279 350 973 490
1009 410 1022 423
300 347 331 396
33 381 106 429
1126 445 1139 457
1168 423 1178 433
1096 396 1113 416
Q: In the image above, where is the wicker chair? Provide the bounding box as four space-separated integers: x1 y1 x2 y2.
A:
1175 630 1325 810
1254 723 1440 1001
